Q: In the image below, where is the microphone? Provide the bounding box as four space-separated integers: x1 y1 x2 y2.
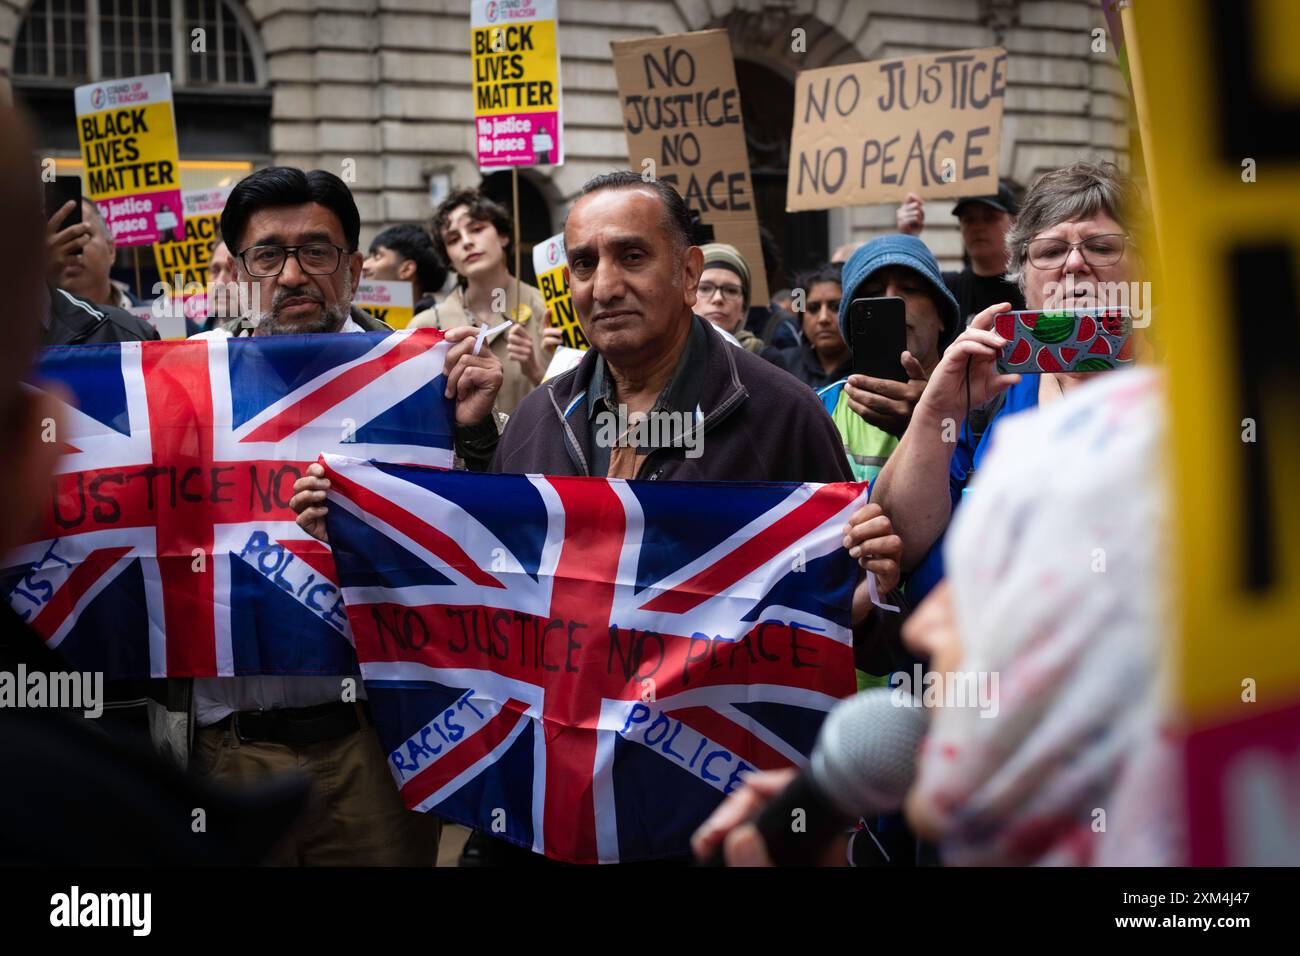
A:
707 687 929 866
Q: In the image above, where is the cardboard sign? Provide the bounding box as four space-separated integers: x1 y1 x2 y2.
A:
1127 0 1300 865
470 0 564 168
152 187 231 297
612 30 768 306
74 72 184 247
355 280 415 330
531 232 588 350
787 47 1006 211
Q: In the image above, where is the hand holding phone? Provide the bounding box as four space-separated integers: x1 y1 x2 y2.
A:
994 308 1133 374
848 296 909 382
43 175 83 226
44 178 92 285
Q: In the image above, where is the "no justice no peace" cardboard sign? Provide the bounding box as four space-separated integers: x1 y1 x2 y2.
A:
787 47 1006 211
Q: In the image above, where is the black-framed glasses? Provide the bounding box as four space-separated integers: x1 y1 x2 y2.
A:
1024 233 1129 270
698 280 745 302
239 243 345 278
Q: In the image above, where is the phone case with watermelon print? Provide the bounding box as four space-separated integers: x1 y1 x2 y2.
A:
993 308 1134 374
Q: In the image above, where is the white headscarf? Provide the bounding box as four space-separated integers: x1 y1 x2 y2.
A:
909 368 1183 865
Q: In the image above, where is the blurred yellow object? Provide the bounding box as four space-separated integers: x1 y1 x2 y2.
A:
1129 0 1300 865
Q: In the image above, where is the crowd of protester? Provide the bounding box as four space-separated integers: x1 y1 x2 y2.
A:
1 84 1169 868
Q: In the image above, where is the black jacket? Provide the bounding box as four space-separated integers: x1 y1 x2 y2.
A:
44 287 160 346
493 315 852 484
761 337 851 392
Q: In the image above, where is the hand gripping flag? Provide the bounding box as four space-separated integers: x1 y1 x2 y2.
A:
2 330 455 678
321 454 863 863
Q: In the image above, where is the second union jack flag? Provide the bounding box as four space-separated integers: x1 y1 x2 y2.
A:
2 329 455 678
322 453 863 863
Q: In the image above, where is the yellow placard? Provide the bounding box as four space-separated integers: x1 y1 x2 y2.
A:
472 19 558 115
1128 0 1300 865
80 100 179 199
471 0 563 167
153 212 221 292
355 279 415 330
74 73 183 247
532 232 587 350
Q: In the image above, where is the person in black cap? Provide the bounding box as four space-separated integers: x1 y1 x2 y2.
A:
895 178 1027 323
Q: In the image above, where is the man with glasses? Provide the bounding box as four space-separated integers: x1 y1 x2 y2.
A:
184 166 505 865
696 242 763 352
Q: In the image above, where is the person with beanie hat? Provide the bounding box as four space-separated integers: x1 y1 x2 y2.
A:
697 241 764 352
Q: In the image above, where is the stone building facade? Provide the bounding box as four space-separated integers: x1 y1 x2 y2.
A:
1 0 1130 284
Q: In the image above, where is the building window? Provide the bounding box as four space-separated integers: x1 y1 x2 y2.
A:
100 0 175 79
13 0 261 88
186 0 256 85
14 0 90 81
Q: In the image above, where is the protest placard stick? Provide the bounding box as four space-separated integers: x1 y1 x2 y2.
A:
512 166 522 322
132 247 143 300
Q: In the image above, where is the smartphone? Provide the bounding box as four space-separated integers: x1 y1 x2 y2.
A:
848 296 908 382
43 175 83 226
994 307 1133 374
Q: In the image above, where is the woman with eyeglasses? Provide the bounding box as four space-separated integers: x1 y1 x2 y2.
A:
870 161 1145 607
694 242 765 353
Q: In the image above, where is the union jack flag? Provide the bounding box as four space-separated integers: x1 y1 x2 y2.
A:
1 330 455 678
322 454 862 863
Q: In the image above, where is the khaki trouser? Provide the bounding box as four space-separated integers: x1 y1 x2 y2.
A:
193 717 441 866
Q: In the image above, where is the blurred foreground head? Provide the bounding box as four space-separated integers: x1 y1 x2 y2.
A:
903 368 1179 865
0 100 63 556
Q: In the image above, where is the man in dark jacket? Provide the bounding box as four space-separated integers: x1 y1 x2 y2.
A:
183 166 503 865
43 196 158 345
496 175 859 485
290 172 908 866
493 172 905 863
43 285 159 346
